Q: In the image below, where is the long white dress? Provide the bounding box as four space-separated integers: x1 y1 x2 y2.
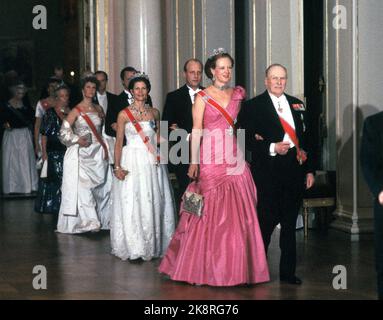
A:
110 120 176 261
56 112 111 234
1 103 38 194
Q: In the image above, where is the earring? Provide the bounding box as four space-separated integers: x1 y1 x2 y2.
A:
212 76 216 82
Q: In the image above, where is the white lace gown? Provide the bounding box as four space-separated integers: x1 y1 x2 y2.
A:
110 120 176 261
56 112 111 234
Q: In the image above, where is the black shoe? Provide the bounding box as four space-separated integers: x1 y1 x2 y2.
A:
280 275 302 285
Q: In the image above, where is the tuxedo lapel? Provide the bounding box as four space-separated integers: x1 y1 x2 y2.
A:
181 85 192 108
123 91 130 103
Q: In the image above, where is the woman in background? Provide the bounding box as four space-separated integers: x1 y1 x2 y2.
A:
35 85 71 215
1 82 38 194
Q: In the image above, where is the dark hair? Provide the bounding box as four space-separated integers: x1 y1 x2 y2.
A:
183 59 203 72
80 76 99 91
265 63 288 78
120 66 137 81
128 76 151 93
204 53 234 80
95 70 108 81
47 77 61 86
53 64 63 70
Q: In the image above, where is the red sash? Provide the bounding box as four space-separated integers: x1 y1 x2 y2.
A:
41 98 54 111
75 107 109 160
198 91 235 133
278 116 307 165
123 108 161 163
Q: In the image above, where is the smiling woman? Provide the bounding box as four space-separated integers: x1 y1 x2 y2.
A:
110 74 176 262
56 76 111 234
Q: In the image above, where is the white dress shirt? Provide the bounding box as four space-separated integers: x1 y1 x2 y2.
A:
97 92 108 114
187 85 201 104
268 92 296 156
124 89 134 105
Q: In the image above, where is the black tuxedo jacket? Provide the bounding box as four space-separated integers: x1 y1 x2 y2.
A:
93 91 117 137
104 91 153 137
238 90 315 177
361 112 383 198
93 91 117 111
162 84 204 133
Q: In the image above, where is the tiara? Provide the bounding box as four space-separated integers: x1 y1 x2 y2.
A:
130 72 150 81
209 47 228 59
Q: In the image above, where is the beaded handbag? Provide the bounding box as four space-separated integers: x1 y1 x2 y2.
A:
182 182 204 217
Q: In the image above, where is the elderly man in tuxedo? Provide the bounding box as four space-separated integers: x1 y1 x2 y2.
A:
105 66 152 137
162 58 204 201
361 112 383 300
238 63 315 285
93 70 117 158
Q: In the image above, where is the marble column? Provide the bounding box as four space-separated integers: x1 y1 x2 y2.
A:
247 0 304 99
124 0 164 110
165 0 236 90
92 0 164 109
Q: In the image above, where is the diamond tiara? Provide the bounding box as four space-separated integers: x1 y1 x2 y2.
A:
208 47 228 59
130 72 150 81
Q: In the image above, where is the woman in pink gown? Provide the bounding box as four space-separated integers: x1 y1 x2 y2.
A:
159 49 270 286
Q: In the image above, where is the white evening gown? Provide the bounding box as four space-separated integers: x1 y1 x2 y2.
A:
2 128 38 194
110 120 176 261
56 112 111 234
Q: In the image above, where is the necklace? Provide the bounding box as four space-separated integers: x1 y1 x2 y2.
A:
130 104 149 117
82 103 93 112
213 83 230 91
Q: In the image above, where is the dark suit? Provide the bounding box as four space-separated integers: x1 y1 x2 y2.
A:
360 112 383 300
93 91 117 137
238 90 314 279
162 85 203 198
105 91 153 137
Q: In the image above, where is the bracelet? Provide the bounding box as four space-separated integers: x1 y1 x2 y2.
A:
113 166 121 172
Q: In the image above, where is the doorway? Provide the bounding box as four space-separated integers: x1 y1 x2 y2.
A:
304 0 325 170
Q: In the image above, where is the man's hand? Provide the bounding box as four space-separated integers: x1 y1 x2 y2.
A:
379 191 383 206
111 123 117 131
169 123 179 130
275 142 291 155
306 173 315 189
255 134 264 141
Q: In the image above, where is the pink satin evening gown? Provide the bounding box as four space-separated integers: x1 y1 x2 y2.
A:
159 86 270 286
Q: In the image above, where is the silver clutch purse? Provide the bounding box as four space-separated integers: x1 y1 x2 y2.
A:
182 190 204 217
